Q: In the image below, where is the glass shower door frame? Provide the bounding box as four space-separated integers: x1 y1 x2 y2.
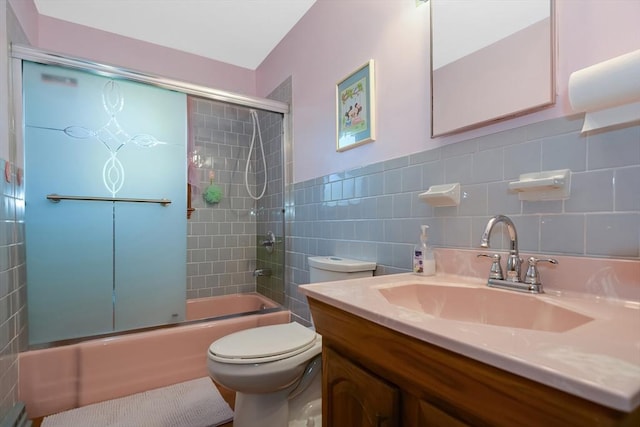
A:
11 45 291 347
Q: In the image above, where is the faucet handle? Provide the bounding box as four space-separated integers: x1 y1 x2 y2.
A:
477 253 503 280
524 257 558 287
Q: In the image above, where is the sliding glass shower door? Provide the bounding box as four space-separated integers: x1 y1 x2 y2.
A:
24 61 187 345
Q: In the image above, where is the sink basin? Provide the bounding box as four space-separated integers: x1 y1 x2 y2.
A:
378 284 593 332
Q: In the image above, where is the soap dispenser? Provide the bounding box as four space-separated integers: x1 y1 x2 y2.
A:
413 225 435 276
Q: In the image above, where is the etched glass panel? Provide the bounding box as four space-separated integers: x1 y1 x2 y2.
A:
24 61 186 344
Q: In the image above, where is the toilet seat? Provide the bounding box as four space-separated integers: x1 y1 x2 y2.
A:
209 322 318 364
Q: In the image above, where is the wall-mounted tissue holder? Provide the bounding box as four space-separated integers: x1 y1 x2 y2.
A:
508 169 571 201
419 183 460 207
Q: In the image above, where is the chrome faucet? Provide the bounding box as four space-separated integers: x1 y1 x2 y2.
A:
479 215 555 294
253 268 272 277
478 215 543 294
480 215 521 282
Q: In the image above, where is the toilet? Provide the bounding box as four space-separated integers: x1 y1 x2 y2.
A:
207 256 375 427
308 256 376 283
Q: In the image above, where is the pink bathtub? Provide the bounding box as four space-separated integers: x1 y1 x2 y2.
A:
19 293 290 418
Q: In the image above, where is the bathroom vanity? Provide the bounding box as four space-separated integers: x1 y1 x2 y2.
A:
301 271 640 427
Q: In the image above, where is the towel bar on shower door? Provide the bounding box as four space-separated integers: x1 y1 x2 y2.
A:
46 194 172 206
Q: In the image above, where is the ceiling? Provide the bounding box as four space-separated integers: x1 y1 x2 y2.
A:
33 0 317 70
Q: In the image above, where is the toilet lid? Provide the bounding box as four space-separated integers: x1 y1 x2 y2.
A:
208 322 318 364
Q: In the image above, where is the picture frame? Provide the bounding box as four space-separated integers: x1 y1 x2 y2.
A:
336 60 376 151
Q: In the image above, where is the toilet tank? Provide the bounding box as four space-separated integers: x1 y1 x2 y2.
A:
308 256 376 283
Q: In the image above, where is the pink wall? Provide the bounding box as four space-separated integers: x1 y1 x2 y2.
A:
9 0 256 96
432 19 552 136
257 0 431 183
8 0 640 183
7 0 37 44
257 0 640 183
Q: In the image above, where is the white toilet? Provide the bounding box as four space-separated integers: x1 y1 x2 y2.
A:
207 256 375 427
307 256 376 283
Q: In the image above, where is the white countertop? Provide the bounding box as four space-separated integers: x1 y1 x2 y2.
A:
300 273 640 412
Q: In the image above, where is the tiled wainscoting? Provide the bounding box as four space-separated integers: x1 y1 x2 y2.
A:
286 116 640 324
0 158 27 416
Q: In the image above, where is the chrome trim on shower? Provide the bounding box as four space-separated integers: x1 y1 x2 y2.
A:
11 44 289 114
14 44 292 344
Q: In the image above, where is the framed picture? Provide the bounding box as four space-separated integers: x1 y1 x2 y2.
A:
336 60 376 151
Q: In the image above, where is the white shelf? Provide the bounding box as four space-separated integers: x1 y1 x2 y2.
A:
419 183 460 207
508 169 571 201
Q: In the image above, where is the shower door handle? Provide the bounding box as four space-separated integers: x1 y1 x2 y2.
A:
47 194 171 205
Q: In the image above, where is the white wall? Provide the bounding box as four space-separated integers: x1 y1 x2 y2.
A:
256 0 640 183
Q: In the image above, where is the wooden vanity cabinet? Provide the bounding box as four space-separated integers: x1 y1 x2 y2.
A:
324 346 400 426
307 298 640 427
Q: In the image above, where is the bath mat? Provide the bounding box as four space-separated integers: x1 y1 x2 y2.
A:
42 377 233 427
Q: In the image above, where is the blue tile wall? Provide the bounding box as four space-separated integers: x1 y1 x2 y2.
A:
0 159 27 416
186 98 259 298
286 116 640 324
1 2 29 419
187 79 288 305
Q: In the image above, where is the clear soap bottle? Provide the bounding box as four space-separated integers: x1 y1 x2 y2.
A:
413 225 435 276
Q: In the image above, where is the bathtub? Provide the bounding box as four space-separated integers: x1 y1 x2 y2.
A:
19 293 290 419
186 292 279 320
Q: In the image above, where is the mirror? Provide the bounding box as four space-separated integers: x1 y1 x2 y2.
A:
430 0 555 137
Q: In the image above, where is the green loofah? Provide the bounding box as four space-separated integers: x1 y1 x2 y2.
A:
203 184 223 204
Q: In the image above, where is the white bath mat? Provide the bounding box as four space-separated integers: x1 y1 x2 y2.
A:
42 377 233 427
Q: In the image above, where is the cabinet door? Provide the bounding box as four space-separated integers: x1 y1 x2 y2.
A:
324 347 400 427
403 392 470 427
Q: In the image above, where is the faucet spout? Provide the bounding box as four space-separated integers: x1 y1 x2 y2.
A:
253 268 272 277
480 215 521 282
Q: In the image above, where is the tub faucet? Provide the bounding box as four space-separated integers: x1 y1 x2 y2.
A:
480 215 521 282
253 268 272 277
